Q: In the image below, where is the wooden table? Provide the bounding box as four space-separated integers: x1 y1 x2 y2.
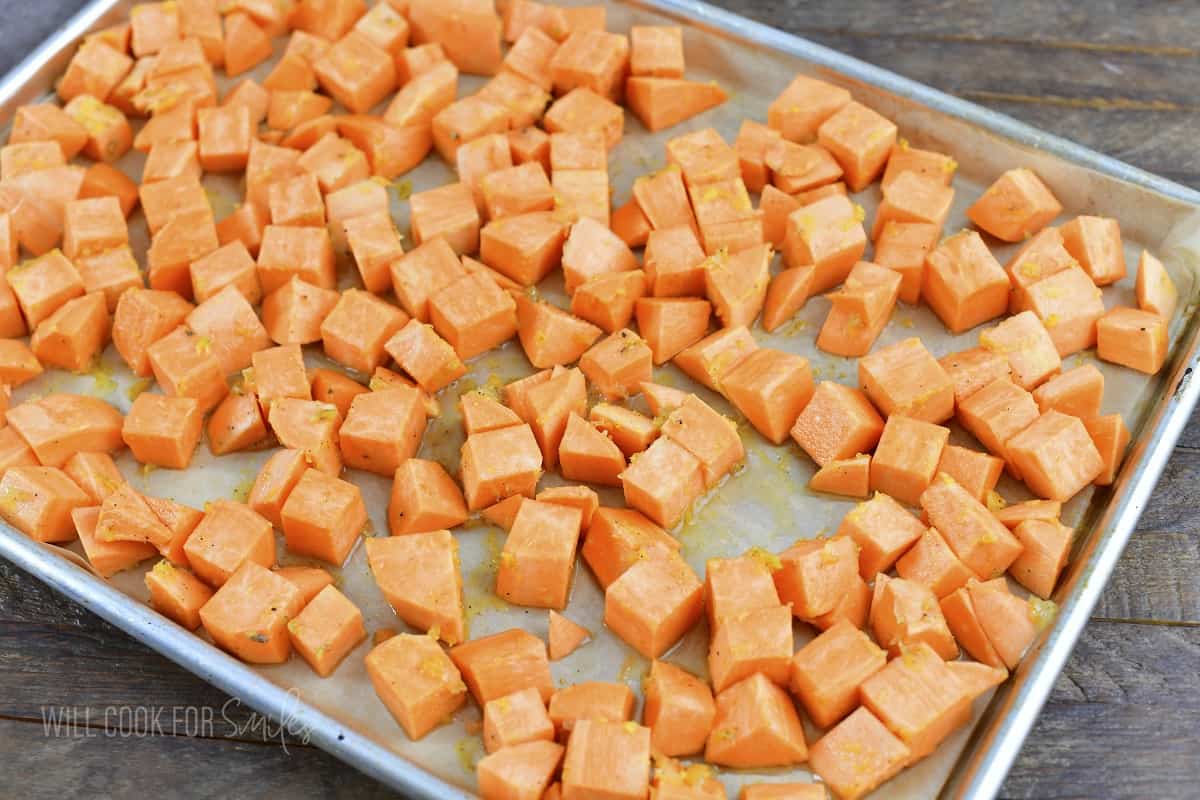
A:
1 2 1197 797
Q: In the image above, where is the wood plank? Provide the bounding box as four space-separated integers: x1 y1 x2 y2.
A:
1003 621 1200 799
0 717 398 799
734 1 1200 53
1095 531 1200 624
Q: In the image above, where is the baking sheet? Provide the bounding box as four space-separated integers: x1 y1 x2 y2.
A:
3 0 1200 797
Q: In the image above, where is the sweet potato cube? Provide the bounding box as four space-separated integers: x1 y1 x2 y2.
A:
145 559 213 629
280 469 367 565
1025 265 1106 357
709 604 793 693
122 392 202 470
580 507 677 590
935 444 1003 504
872 171 954 241
570 269 645 334
1136 249 1177 319
28 291 110 373
808 707 909 800
774 536 860 620
1007 410 1104 501
858 337 954 425
309 369 368 420
339 385 427 476
816 260 901 358
199 561 303 664
979 310 1062 391
993 498 1062 530
625 77 728 134
366 632 467 740
660 394 743 488
895 526 973 599
386 319 468 393
62 451 124 504
388 458 468 535
924 230 1010 334
870 415 949 506
763 140 842 195
873 221 939 305
183 284 270 378
705 673 807 769
837 492 926 579
1004 227 1076 312
196 105 252 173
761 264 814 334
968 578 1042 669
514 295 601 371
588 404 657 459
450 628 554 704
460 390 521 436
250 344 311 411
547 610 590 661
0 339 42 387
1033 364 1104 419
320 289 408 375
642 660 715 758
604 552 703 658
816 101 897 192
286 584 366 677
10 104 89 161
0 428 38 477
630 26 685 77
938 347 1012 405
572 330 649 402
6 393 124 467
366 530 466 644
643 224 706 299
1084 413 1131 487
1097 306 1169 375
1051 214 1125 289
557 413 626 487
58 38 133 103
268 174 324 229
705 243 771 329
767 74 851 144
495 499 582 610
549 681 635 736
296 133 370 195
635 297 711 365
223 12 274 77
860 640 969 759
6 249 84 329
460 423 543 510
720 348 811 444
190 240 260 305
967 168 1062 242
525 368 587 468
390 237 468 323
790 382 884 468
314 32 396 114
183 500 275 587
206 390 268 456
560 719 649 800
790 619 887 729
881 140 957 190
921 473 1024 579
701 553 780 633
480 211 568 287
62 197 127 262
782 194 866 293
1009 518 1072 599
261 276 338 346
0 466 91 543
478 740 564 800
673 326 756 394
267 398 343 475
256 225 336 295
482 686 554 755
956 377 1039 473
548 29 629 101
215 200 269 260
869 573 957 659
543 88 624 150
632 165 696 239
560 217 635 295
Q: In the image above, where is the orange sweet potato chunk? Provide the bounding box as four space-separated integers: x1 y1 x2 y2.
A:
339 385 427 476
869 573 958 659
967 168 1062 242
1061 215 1125 286
366 632 468 740
200 561 304 664
482 686 554 754
790 619 887 729
938 347 1012 405
979 310 1062 391
705 672 807 769
708 604 793 693
561 719 651 800
935 444 1004 505
782 194 867 294
643 659 716 758
366 530 465 645
122 392 203 469
605 552 703 658
75 502 150 576
1136 249 1177 319
478 740 564 800
183 500 275 587
816 101 897 192
921 473 1024 579
1084 413 1131 487
816 261 901 358
923 230 1010 334
549 681 635 735
1009 518 1072 599
280 468 367 566
837 491 924 579
1097 306 1170 375
774 536 859 620
558 412 625 487
6 393 124 467
808 707 909 800
388 458 468 536
287 584 367 677
145 559 213 630
1007 410 1105 501
0 466 91 543
860 640 970 759
870 415 949 506
451 627 554 705
1032 364 1104 419
790 382 884 468
461 423 543 510
768 74 851 144
547 609 590 661
495 499 582 610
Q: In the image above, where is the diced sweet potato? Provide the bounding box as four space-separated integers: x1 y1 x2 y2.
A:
860 641 969 759
145 560 212 629
782 194 866 294
979 310 1062 391
643 659 716 758
869 573 957 659
1009 518 1072 599
957 377 1040 474
938 347 1012 404
816 260 901 358
808 707 909 800
1136 250 1177 319
935 444 1004 504
547 609 590 661
709 604 793 693
605 551 703 658
183 500 275 587
1032 364 1104 419
635 297 711 365
790 382 884 468
287 584 366 677
870 415 949 506
790 619 887 728
200 561 303 663
1007 410 1104 500
1097 306 1169 375
366 531 466 645
365 632 467 740
495 499 582 610
920 473 1024 579
923 230 1009 334
1084 413 1131 487
705 673 807 768
816 101 897 191
280 468 367 565
967 578 1043 670
483 686 554 754
768 74 851 144
122 392 203 469
0 466 91 542
388 458 468 536
774 536 860 620
6 393 124 467
967 168 1062 242
461 423 543 510
1061 215 1125 286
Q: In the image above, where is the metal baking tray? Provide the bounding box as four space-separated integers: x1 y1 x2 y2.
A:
2 0 1200 797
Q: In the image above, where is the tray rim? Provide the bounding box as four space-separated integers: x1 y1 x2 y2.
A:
0 1 1198 799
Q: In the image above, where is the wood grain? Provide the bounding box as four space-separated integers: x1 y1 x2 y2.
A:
0 0 1197 798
